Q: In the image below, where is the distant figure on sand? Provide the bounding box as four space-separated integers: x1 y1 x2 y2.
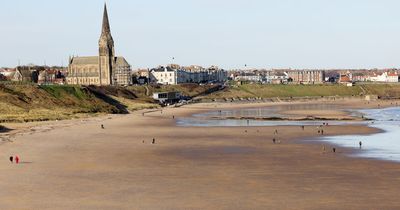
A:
333 148 336 153
152 138 156 144
101 124 105 129
173 116 175 119
274 129 278 135
9 156 13 163
322 146 326 153
301 126 305 131
273 138 276 144
15 156 19 164
321 130 324 135
359 141 362 149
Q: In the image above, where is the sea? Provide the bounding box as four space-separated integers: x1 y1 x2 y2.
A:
177 106 400 162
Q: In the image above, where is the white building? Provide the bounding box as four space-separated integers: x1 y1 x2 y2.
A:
150 67 177 85
235 73 263 82
150 66 228 85
369 72 399 83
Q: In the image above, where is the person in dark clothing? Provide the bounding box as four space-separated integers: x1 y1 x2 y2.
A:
9 156 13 163
333 148 336 153
101 124 105 129
152 138 156 144
273 138 276 144
359 141 362 149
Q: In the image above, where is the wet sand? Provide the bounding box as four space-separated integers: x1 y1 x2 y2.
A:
1 100 400 209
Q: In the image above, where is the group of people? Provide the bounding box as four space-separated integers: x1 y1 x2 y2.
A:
142 138 156 144
9 155 20 164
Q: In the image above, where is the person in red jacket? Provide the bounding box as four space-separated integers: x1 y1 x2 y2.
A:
15 156 19 164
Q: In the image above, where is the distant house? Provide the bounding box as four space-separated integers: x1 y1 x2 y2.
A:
235 72 263 83
369 72 399 83
12 67 38 83
286 70 325 84
0 68 16 78
339 75 352 84
387 72 399 83
150 66 178 85
267 72 288 84
351 72 369 82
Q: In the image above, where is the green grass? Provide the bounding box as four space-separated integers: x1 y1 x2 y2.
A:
40 85 88 100
360 84 400 98
204 84 396 99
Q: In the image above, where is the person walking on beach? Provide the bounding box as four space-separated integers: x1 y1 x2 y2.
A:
321 129 324 135
359 141 362 149
273 138 276 144
152 138 156 144
9 156 13 163
15 156 19 164
333 148 336 153
101 124 105 129
274 129 278 135
301 125 305 131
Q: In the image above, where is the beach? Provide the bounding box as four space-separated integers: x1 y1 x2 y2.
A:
1 99 400 209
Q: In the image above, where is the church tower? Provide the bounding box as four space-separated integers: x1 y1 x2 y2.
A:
98 3 115 85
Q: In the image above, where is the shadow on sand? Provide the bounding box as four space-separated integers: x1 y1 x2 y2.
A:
0 125 13 133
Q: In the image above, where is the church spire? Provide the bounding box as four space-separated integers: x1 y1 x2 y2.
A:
101 3 111 35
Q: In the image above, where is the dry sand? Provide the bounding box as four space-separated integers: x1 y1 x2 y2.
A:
1 100 400 210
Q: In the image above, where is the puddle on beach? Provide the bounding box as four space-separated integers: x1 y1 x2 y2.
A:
193 104 341 119
177 106 400 163
178 104 359 127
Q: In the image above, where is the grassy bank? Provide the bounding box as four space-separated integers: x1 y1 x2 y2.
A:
2 83 399 123
0 84 155 123
202 83 400 100
0 83 219 123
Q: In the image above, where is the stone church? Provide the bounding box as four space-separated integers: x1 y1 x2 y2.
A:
67 4 131 86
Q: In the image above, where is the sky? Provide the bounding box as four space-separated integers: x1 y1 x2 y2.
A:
1 0 400 69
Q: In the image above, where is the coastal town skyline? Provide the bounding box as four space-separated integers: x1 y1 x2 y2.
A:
2 0 400 69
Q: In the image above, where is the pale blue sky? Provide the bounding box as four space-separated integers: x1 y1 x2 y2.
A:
1 0 400 69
